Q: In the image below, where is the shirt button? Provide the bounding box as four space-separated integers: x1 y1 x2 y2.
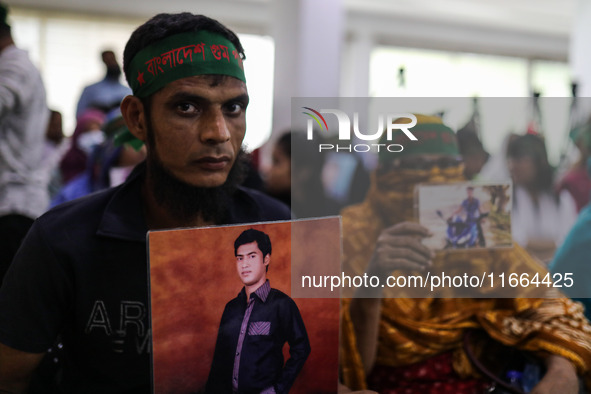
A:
236 352 240 356
241 330 245 334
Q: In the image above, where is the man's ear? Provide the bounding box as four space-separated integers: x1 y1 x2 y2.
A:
120 95 148 143
264 254 271 267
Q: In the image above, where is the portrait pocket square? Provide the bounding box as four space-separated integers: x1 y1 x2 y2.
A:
248 321 271 335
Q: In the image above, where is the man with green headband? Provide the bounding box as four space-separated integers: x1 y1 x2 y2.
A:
0 13 290 392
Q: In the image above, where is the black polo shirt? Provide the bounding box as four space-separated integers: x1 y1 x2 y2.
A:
0 162 291 393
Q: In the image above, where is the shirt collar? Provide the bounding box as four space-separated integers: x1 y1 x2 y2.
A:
253 280 271 303
240 279 271 304
96 162 148 242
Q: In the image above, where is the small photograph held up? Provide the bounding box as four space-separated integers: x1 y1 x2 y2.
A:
416 182 512 250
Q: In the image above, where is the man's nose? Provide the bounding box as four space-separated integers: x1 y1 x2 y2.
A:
200 109 231 144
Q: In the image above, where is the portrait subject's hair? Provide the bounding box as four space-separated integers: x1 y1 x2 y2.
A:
234 229 272 258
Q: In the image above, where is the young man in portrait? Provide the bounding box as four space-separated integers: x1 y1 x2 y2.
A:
206 228 310 394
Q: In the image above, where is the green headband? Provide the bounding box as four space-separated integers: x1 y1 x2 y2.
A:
379 123 459 161
128 30 245 98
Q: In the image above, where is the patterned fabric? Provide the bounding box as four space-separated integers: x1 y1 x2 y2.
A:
368 352 490 394
339 164 591 391
232 280 272 391
249 321 271 336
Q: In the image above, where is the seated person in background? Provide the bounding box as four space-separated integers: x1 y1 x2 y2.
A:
507 133 577 264
264 131 338 218
340 115 591 394
42 109 68 201
50 110 146 207
58 108 105 185
556 122 591 213
264 131 291 208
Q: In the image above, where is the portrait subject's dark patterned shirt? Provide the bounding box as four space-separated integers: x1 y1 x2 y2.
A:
205 280 310 394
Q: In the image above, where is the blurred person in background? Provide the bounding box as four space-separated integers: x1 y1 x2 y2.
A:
321 134 371 211
264 131 291 208
265 131 339 218
549 124 591 322
550 200 591 322
0 2 49 283
51 110 146 207
507 133 577 264
556 122 591 212
58 108 105 185
456 127 489 180
478 133 518 182
42 110 67 200
340 115 590 394
76 49 131 117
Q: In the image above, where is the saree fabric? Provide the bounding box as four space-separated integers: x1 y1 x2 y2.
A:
340 166 591 391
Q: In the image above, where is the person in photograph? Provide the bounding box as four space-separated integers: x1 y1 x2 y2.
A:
206 229 310 394
0 12 291 392
448 185 486 247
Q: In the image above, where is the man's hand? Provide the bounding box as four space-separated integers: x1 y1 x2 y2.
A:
0 342 45 393
530 355 579 394
367 221 434 277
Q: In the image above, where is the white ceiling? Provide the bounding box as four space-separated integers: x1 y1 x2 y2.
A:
6 0 576 62
8 0 576 37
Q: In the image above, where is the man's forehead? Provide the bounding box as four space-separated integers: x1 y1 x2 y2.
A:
237 241 260 254
156 75 248 101
164 75 246 91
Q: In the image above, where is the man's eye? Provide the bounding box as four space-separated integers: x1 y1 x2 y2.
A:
225 102 244 115
177 103 197 113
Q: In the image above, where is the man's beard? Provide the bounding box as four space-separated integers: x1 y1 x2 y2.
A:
145 122 248 225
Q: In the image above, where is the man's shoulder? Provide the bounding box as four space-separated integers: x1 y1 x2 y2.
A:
222 292 245 312
38 163 144 234
36 186 120 230
232 187 291 223
269 288 296 304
